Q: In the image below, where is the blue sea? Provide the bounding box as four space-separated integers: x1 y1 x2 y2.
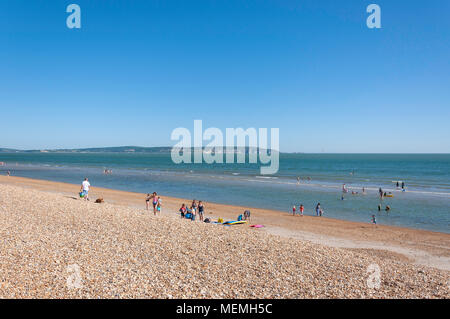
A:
1 153 449 233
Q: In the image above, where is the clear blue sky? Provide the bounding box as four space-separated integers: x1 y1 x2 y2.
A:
1 0 449 153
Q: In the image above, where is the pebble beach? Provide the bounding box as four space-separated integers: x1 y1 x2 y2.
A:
0 181 448 299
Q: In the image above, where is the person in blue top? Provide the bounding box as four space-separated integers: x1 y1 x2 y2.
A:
315 203 321 216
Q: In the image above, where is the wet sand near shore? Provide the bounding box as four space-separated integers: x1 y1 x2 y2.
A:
1 175 449 271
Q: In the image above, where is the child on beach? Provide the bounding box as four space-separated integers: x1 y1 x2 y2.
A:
190 206 196 221
299 204 304 216
179 204 186 218
157 197 162 214
371 215 377 225
244 210 251 221
145 194 151 211
80 178 90 201
191 200 197 221
292 205 296 216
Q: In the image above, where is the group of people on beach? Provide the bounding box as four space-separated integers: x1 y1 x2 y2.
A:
292 204 304 216
179 200 205 221
146 192 162 215
291 203 323 217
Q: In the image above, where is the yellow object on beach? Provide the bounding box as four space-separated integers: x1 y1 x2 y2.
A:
218 218 224 223
385 194 394 198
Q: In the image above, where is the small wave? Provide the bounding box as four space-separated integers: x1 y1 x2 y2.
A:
255 176 279 180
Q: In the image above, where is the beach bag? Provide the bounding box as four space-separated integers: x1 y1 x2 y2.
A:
185 213 192 219
217 218 224 223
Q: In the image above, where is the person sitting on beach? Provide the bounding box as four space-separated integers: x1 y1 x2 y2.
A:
198 201 204 222
80 178 91 201
299 204 304 217
319 208 324 216
179 204 187 218
385 205 391 212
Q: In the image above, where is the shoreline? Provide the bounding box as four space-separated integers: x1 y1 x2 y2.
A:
1 175 449 271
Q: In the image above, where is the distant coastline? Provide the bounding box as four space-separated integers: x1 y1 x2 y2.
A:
1 146 448 154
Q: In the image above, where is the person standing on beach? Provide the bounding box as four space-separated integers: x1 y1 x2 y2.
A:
179 204 187 218
198 201 204 222
292 205 296 216
157 197 162 214
315 203 321 216
80 178 91 201
145 194 151 211
299 204 304 216
379 188 384 199
191 200 197 221
402 181 405 190
152 192 159 215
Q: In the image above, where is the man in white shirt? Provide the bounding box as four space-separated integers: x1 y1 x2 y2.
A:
80 178 91 201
